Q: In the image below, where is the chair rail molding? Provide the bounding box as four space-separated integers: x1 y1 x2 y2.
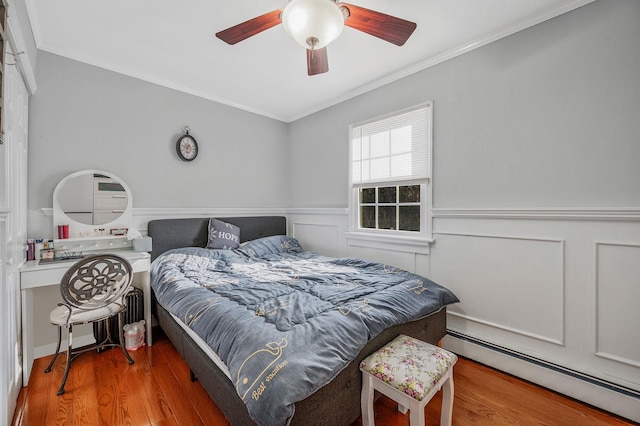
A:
287 207 348 216
43 206 348 218
432 207 640 221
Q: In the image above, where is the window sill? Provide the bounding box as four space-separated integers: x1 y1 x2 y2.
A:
345 232 434 255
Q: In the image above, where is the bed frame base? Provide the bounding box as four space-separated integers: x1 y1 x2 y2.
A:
155 299 447 426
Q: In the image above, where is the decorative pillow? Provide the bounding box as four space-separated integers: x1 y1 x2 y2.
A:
206 218 241 250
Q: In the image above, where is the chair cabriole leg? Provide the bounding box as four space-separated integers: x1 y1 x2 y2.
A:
57 325 73 395
45 325 62 373
118 312 134 365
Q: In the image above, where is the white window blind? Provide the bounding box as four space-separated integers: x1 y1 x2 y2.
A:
351 104 430 185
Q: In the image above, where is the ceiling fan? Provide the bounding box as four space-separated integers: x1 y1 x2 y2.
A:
215 0 417 76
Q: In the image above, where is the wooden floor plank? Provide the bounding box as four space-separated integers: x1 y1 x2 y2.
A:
45 354 74 426
123 348 173 425
159 338 231 424
72 352 98 425
12 329 635 426
94 350 125 425
17 356 53 425
150 340 206 426
110 349 154 426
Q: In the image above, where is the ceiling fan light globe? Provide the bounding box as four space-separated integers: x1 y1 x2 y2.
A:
282 0 345 50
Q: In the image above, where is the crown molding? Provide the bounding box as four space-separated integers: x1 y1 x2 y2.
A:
27 0 596 123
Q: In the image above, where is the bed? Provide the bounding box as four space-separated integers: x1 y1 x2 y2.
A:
148 216 458 426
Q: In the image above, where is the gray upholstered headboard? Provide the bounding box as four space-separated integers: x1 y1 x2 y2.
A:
147 216 287 261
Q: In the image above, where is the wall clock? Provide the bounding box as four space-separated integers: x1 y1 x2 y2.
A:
176 127 198 161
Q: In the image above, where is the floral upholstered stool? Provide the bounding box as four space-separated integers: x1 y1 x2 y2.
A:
359 334 458 426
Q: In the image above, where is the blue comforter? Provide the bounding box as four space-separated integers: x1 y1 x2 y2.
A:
151 236 459 426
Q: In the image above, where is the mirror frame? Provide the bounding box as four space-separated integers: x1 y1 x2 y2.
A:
52 170 133 240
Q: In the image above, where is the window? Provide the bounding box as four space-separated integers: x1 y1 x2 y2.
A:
349 103 432 240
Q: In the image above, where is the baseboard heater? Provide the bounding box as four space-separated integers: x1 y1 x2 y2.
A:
93 287 144 347
446 330 640 400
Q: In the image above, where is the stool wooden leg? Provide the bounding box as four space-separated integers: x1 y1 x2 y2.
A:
361 373 375 426
408 400 425 426
440 369 455 426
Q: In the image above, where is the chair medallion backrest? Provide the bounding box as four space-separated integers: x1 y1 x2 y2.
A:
60 254 133 310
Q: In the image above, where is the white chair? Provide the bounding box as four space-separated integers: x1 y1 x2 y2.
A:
44 254 135 395
360 334 457 426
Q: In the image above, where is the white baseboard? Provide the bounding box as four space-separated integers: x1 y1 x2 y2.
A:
34 334 96 359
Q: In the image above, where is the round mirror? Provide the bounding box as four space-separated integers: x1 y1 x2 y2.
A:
53 170 133 239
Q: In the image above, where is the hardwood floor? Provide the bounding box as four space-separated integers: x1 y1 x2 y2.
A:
13 329 634 426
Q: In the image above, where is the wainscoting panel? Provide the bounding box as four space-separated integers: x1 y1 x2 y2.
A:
292 222 341 257
31 206 640 422
347 245 418 274
431 233 565 345
595 242 640 368
431 209 640 422
288 209 348 258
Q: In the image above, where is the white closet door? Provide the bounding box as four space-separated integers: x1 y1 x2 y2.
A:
0 43 29 425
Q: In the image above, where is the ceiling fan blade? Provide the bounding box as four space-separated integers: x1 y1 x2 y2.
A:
307 47 329 76
216 9 282 45
339 3 416 46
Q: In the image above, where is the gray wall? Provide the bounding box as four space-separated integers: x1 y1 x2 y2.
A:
28 52 289 235
28 0 640 228
286 3 640 418
288 0 640 209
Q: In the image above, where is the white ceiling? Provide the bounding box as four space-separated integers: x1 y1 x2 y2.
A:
25 0 593 122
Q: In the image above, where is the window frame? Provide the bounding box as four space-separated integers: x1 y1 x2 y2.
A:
347 102 434 248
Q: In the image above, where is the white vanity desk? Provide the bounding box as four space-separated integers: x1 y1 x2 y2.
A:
20 249 152 384
21 169 152 385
